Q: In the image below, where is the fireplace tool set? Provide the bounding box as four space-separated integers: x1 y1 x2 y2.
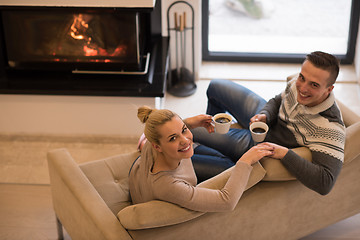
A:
167 1 196 97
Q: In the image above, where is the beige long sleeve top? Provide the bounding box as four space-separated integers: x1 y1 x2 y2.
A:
129 142 253 212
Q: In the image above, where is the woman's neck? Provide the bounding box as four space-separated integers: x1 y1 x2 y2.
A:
152 153 181 173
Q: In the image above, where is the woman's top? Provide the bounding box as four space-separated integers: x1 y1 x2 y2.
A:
129 141 253 212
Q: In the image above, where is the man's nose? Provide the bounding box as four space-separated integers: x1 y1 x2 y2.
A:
298 82 308 92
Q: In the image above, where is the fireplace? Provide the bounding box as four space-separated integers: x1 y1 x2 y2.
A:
0 2 169 97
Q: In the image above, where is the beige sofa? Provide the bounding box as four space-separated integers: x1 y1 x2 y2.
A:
48 100 360 240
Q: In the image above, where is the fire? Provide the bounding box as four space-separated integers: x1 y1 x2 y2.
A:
68 13 127 59
70 14 89 40
83 45 126 58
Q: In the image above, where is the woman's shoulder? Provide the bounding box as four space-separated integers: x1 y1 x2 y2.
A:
152 158 196 185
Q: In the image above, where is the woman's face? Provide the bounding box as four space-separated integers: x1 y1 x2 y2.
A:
154 116 194 162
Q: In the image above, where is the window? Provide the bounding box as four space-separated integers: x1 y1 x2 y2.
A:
202 0 360 63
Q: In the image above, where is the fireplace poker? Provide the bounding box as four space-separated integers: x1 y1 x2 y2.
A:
183 11 186 73
174 12 180 79
179 13 184 80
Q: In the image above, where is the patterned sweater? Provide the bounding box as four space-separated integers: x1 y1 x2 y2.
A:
260 79 345 195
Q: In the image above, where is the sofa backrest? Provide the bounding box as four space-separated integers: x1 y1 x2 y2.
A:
79 151 140 215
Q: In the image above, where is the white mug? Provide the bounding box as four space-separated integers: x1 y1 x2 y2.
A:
213 113 232 134
249 121 269 143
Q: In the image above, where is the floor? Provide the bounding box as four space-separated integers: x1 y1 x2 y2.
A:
0 62 360 239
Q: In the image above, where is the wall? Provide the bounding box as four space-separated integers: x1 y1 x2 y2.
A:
0 95 159 137
355 17 360 83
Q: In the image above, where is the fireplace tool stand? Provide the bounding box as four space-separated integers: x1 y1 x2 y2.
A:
167 1 196 97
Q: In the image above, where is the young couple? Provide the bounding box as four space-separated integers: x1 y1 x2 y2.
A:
129 51 345 212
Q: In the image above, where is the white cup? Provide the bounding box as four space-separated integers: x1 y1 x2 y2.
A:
249 121 269 143
213 113 232 134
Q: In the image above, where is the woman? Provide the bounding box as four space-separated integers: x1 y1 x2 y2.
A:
129 106 275 212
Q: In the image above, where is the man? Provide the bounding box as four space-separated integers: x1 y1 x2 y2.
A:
191 51 345 195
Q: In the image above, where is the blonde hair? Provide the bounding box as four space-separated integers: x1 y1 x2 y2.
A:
137 106 178 145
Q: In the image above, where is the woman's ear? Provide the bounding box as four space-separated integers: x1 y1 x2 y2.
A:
152 142 162 153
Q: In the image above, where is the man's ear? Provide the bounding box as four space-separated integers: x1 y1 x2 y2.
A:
152 142 162 153
328 85 334 94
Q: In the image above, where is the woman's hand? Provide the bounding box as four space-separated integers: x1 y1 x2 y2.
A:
250 114 267 125
184 114 214 133
238 142 275 166
262 142 289 159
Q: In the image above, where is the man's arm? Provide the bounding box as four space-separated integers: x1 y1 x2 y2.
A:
259 93 282 124
280 150 343 195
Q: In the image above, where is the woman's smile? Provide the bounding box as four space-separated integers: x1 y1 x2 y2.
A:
178 144 192 152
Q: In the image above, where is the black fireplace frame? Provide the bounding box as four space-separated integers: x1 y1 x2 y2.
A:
0 2 169 97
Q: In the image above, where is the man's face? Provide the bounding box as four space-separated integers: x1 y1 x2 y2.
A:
295 60 334 107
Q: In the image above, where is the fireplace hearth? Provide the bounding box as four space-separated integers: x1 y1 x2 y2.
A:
0 2 169 97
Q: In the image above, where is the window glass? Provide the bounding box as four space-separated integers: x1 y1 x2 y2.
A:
208 0 353 57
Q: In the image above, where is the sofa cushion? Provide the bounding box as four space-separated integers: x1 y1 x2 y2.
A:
117 161 266 230
261 147 312 181
80 151 140 215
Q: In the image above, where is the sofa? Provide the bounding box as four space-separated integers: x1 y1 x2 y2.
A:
48 98 360 240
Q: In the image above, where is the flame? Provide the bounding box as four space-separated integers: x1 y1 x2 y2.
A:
83 46 98 56
83 45 126 58
50 13 129 62
70 14 89 40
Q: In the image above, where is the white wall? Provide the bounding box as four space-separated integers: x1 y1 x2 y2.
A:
0 95 159 137
354 18 360 84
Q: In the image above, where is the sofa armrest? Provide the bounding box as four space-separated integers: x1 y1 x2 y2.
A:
47 148 132 240
198 161 265 190
261 147 312 181
344 121 360 165
336 100 360 127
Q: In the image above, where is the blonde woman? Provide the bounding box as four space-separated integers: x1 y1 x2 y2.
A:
129 106 275 212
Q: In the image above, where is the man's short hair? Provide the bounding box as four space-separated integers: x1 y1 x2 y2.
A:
305 51 340 86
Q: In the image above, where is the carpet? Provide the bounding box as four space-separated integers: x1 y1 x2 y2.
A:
0 134 138 185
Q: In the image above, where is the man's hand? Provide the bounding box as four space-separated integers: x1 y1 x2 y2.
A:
250 113 267 125
263 142 289 159
184 114 214 133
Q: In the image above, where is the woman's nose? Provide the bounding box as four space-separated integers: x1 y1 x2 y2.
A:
180 134 190 144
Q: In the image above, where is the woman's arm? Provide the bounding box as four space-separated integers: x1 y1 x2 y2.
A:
154 143 275 212
183 114 214 133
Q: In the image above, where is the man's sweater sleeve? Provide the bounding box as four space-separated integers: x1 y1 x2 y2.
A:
259 93 282 124
280 150 343 195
